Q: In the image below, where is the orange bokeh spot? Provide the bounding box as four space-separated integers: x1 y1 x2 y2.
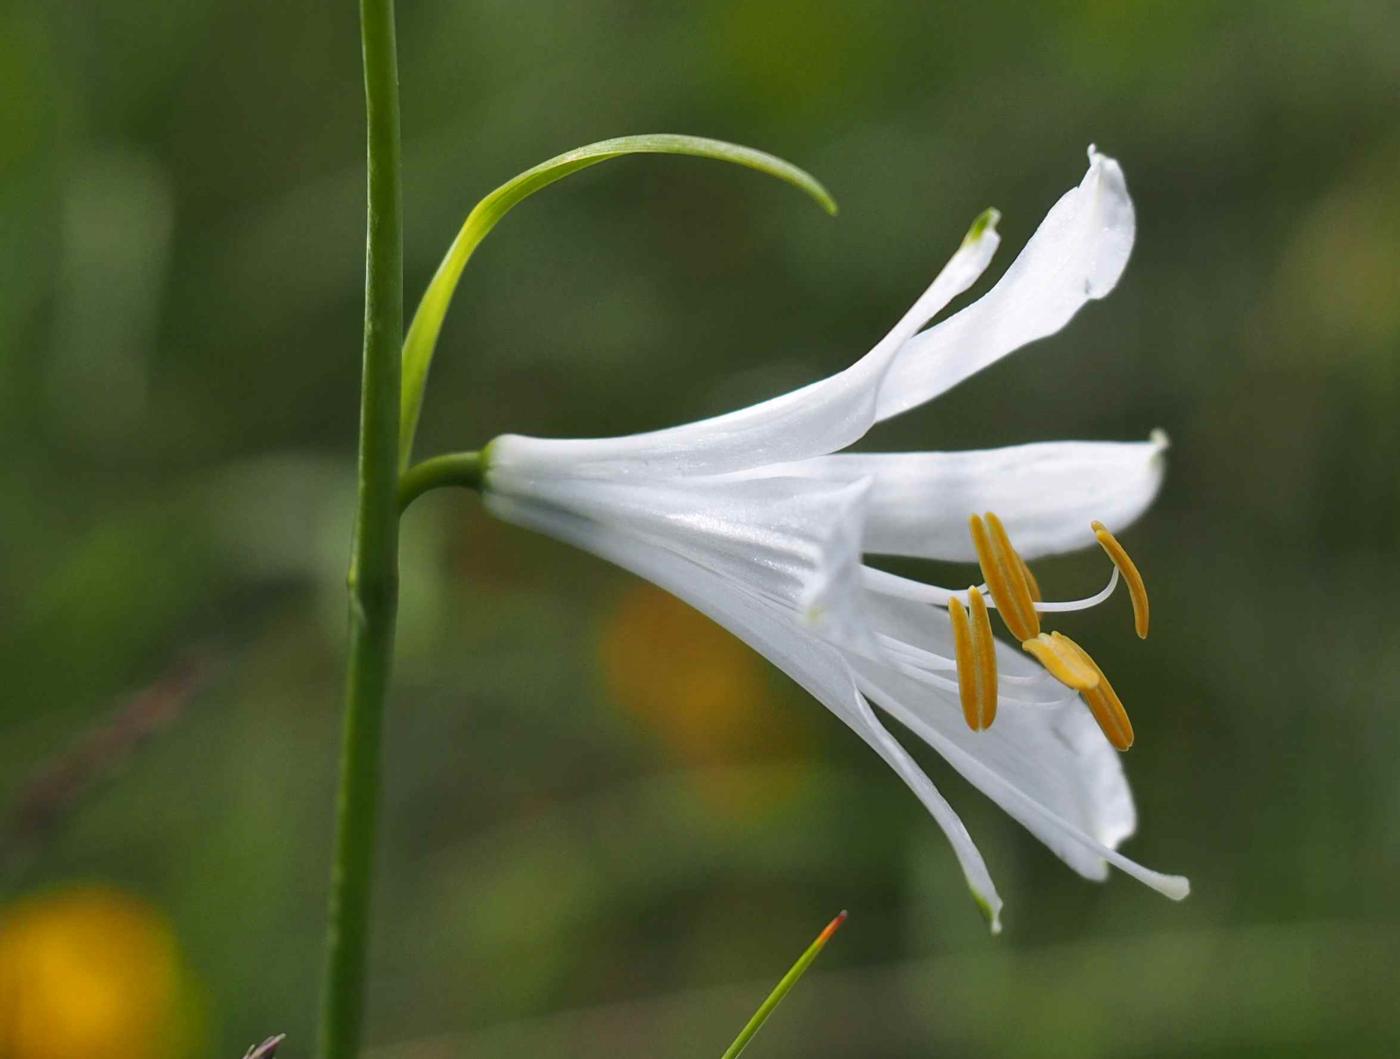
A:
599 582 809 815
0 886 187 1059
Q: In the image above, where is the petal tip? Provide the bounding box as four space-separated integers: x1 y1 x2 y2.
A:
963 207 1002 248
973 889 1004 934
1086 142 1119 171
1078 148 1133 298
1142 872 1191 902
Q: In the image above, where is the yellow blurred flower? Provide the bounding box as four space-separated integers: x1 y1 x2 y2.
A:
0 885 187 1059
600 581 809 816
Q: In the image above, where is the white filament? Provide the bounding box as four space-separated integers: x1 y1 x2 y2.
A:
862 562 1120 614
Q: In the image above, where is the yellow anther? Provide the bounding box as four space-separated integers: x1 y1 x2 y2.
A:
1015 549 1042 603
969 513 1040 642
1055 632 1135 751
950 587 998 733
1092 520 1149 639
1021 632 1100 691
985 512 1043 619
968 587 998 730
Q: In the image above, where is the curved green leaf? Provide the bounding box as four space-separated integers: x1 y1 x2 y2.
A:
398 134 837 467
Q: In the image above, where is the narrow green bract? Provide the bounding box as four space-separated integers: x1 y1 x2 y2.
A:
397 134 837 468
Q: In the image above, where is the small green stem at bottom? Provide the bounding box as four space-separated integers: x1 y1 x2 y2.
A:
720 911 847 1059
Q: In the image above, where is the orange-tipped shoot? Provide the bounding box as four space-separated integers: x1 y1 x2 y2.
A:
720 911 848 1059
816 909 849 945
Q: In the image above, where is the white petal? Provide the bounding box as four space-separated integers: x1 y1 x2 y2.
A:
795 478 884 656
487 153 1130 480
488 472 871 613
764 433 1167 561
486 218 1000 480
486 492 1007 929
874 148 1135 420
852 661 1188 900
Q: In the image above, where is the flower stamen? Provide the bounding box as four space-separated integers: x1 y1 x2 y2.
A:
1055 632 1135 750
1031 566 1119 613
1016 550 1042 603
969 513 1041 641
1092 520 1149 639
950 587 998 732
968 587 998 729
1021 631 1099 690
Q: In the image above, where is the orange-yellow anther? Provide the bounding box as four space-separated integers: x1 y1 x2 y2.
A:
969 513 1040 642
950 587 998 732
1021 632 1100 691
986 512 1043 619
1092 520 1149 639
1055 632 1135 751
968 587 998 730
1015 549 1042 603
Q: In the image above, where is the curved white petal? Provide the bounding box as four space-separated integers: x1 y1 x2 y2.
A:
486 492 1006 929
873 147 1135 420
488 472 871 613
764 434 1167 561
795 478 882 655
485 217 1000 480
852 662 1187 900
489 152 1131 483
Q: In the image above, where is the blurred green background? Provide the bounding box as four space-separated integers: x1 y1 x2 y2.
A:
2 1 1399 1056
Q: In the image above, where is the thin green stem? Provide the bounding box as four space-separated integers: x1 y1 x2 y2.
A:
398 451 484 511
317 0 402 1055
720 912 847 1059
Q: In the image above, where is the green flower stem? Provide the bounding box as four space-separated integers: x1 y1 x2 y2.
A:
398 451 484 511
317 0 402 1055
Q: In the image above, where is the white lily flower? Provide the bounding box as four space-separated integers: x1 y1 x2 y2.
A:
480 148 1189 930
